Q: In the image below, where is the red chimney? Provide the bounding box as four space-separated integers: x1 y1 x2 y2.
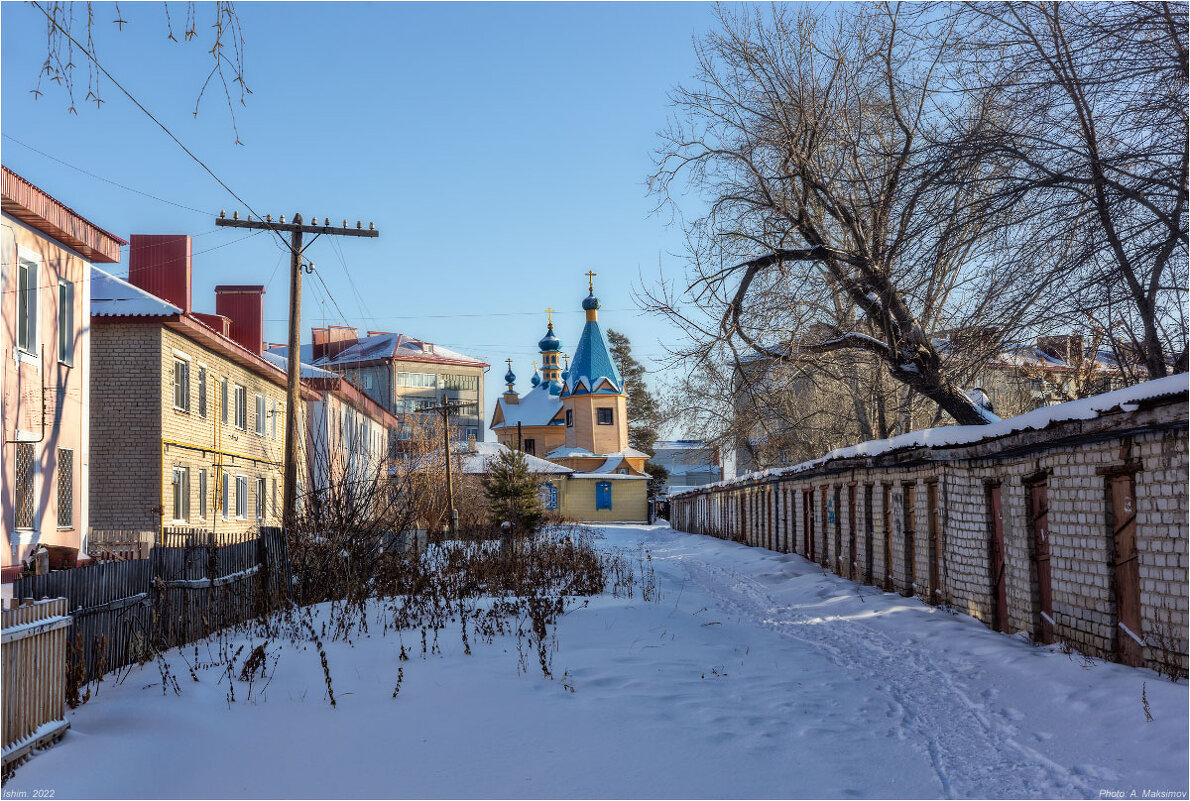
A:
311 327 330 361
128 234 192 313
215 285 265 356
192 312 232 338
325 326 358 360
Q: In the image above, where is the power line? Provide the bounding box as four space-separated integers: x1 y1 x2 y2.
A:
2 133 214 216
260 307 638 323
30 2 290 253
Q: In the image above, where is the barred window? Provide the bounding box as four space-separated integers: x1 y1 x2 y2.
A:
56 448 73 528
15 443 35 528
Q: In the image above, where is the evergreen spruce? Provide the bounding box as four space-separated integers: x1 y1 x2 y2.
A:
482 448 544 533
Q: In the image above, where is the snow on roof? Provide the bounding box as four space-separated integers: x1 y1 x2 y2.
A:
262 351 338 379
458 440 573 475
587 456 632 474
654 440 711 450
674 374 1189 497
90 266 181 317
269 333 486 368
569 472 647 480
546 445 595 458
492 383 563 429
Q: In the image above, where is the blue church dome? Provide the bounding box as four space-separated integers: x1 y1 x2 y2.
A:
538 324 561 352
503 367 516 385
530 370 541 387
581 292 601 311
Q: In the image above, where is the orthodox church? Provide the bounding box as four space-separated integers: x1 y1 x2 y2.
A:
489 275 650 522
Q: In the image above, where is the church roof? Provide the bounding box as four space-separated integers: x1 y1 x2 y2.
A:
566 318 622 395
492 382 563 429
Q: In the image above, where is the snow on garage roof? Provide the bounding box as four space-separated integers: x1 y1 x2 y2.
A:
675 374 1190 496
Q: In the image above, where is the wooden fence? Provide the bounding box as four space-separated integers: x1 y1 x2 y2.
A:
8 527 290 684
89 528 261 561
2 599 71 773
87 530 155 561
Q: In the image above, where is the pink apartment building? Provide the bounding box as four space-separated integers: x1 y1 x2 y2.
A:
1 166 125 577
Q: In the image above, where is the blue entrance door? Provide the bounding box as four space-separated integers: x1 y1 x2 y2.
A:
596 481 612 511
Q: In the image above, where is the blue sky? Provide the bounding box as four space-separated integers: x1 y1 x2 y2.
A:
1 1 720 436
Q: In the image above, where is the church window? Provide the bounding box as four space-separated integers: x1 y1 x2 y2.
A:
524 438 536 456
566 410 573 427
597 408 614 425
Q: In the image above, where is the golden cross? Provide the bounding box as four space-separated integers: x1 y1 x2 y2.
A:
563 353 570 368
544 307 556 326
505 358 513 371
584 270 597 292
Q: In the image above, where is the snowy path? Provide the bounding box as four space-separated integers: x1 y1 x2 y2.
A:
674 547 1087 797
5 522 1186 800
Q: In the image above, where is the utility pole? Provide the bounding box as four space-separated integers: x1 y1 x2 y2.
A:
426 397 465 535
215 211 379 527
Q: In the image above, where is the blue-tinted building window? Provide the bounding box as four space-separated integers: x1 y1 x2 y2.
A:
539 482 558 511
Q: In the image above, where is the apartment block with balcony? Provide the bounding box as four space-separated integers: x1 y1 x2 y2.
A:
269 328 488 445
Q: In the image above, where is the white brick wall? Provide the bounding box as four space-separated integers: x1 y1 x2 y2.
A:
671 402 1188 677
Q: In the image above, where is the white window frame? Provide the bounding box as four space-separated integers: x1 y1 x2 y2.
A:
173 356 191 412
172 466 190 522
256 476 266 520
198 468 208 520
270 399 278 438
235 475 247 519
221 471 230 521
197 366 208 419
255 393 266 435
57 279 74 366
221 378 230 425
234 385 247 430
14 249 39 364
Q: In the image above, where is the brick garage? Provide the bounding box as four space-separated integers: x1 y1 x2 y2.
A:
670 378 1188 677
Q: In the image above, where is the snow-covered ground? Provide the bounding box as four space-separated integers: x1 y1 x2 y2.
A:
8 523 1188 799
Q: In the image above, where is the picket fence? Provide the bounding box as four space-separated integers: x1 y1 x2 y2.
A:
2 599 71 773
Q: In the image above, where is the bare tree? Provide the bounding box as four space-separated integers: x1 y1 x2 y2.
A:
31 1 250 142
647 3 1052 429
954 1 1189 379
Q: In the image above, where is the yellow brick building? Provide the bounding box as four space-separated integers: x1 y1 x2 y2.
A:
491 277 648 522
89 238 309 537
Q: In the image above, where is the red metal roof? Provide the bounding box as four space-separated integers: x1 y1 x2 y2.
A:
1 166 125 262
